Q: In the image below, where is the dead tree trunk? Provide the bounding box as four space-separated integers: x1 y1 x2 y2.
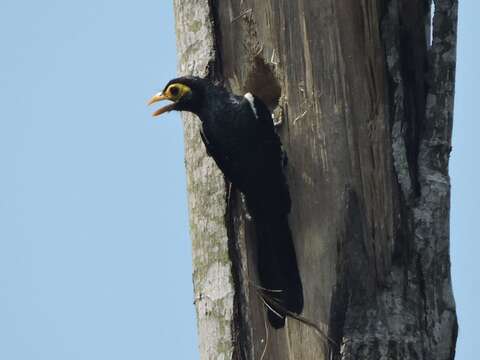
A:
173 0 458 359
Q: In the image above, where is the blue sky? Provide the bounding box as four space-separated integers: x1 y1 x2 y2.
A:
451 2 479 359
0 1 476 359
0 1 197 359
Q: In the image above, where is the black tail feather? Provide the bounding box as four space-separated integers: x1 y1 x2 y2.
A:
255 214 304 328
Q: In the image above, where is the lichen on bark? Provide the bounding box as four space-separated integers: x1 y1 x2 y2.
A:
174 1 235 358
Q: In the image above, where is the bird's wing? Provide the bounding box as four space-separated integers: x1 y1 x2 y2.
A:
199 127 235 181
240 93 284 160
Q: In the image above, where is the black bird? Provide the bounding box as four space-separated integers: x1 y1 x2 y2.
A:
148 76 303 328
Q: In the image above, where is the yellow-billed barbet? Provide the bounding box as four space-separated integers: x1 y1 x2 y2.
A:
149 76 303 328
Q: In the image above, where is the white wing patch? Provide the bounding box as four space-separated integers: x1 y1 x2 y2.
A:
244 92 258 119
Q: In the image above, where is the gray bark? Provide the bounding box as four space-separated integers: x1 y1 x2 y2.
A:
173 0 458 359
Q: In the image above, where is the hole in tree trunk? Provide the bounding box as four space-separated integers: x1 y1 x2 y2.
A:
244 55 282 110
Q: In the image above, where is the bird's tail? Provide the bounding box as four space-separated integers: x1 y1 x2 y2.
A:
254 214 304 328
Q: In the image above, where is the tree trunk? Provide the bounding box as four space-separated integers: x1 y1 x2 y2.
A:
173 0 458 359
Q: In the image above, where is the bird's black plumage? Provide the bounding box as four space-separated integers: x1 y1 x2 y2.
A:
151 76 303 328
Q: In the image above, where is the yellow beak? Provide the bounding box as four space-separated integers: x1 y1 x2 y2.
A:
147 93 176 117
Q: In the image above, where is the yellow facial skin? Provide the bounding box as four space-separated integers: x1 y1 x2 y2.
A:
148 83 192 116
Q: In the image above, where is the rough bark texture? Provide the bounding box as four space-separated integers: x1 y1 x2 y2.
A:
173 0 458 359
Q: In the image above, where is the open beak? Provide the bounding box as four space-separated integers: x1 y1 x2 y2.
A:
147 93 176 117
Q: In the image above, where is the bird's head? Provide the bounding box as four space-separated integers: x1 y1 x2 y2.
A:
148 76 206 117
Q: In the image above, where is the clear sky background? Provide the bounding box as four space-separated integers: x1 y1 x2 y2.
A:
450 1 479 359
0 1 476 359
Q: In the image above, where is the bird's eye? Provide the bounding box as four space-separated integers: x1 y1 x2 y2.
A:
170 86 179 97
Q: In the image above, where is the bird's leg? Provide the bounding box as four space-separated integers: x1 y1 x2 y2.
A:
226 181 233 212
200 130 212 157
240 193 253 221
272 106 284 127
